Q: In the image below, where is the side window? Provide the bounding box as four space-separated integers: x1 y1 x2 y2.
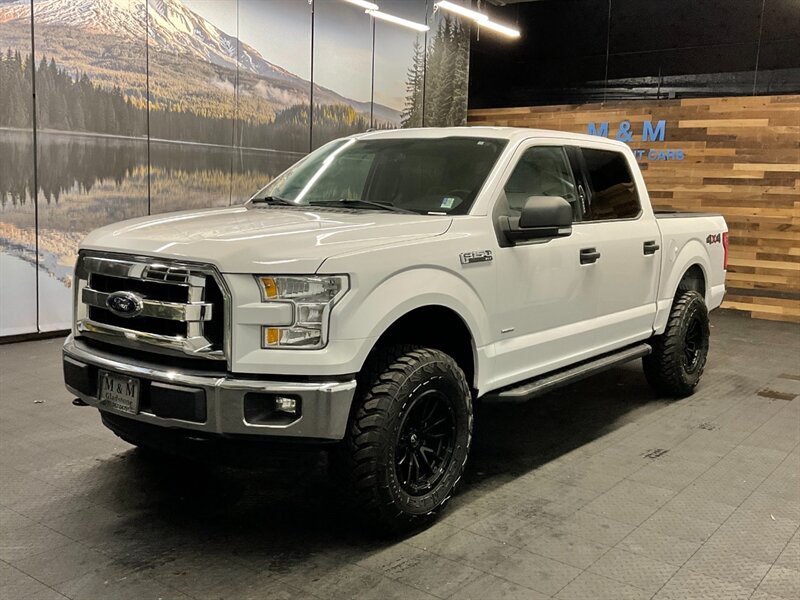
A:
503 146 579 219
581 148 641 220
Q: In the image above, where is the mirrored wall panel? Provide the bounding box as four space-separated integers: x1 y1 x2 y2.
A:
423 1 470 127
311 0 374 149
233 0 313 202
147 0 235 214
0 0 37 336
373 0 427 129
31 0 149 330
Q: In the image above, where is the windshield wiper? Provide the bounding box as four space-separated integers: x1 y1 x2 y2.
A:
310 198 416 214
250 195 297 206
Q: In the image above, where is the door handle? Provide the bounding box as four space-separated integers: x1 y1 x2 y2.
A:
643 240 660 255
580 247 601 264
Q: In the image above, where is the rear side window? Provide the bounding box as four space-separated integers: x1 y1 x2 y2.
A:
580 148 640 220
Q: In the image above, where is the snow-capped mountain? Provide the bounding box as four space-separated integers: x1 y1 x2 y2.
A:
1 0 300 82
2 0 146 38
0 0 400 122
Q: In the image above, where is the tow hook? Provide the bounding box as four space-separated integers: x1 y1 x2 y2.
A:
72 398 89 407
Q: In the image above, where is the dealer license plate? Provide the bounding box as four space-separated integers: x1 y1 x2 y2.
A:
98 371 140 415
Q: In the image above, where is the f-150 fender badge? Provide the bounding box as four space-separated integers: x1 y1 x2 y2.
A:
460 250 493 265
706 233 722 244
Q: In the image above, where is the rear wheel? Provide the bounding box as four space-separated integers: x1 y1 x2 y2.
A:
643 290 710 397
334 345 472 532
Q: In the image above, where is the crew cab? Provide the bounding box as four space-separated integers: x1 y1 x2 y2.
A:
63 127 727 529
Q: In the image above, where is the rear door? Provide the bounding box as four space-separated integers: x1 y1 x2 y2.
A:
571 146 661 351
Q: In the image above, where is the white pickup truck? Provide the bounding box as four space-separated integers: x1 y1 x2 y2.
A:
63 127 727 529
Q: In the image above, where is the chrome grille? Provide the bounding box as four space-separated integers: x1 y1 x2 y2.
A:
74 253 228 361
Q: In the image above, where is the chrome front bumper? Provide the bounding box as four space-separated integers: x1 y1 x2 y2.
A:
63 336 356 440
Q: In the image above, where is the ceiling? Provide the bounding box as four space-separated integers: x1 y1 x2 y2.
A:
485 0 545 5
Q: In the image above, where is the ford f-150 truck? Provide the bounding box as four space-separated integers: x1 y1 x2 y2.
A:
63 127 727 530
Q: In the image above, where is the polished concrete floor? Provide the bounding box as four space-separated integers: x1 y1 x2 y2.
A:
1 310 798 600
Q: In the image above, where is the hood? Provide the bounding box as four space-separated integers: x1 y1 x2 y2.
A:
81 206 452 273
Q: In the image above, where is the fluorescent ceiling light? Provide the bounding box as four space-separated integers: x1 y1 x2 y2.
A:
367 10 430 32
434 1 489 23
343 0 379 11
435 1 521 40
480 19 521 38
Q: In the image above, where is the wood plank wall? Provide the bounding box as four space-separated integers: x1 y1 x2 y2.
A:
468 95 800 323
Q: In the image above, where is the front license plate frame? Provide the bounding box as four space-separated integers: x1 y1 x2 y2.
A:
97 371 140 415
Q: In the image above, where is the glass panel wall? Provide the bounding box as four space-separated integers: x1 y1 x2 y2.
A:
0 0 473 336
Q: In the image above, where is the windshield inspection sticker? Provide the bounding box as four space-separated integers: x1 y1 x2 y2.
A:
441 197 456 209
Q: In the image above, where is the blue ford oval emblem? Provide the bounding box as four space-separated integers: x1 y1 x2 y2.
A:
106 291 144 318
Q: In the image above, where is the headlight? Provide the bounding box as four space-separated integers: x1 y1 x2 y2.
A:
255 275 348 349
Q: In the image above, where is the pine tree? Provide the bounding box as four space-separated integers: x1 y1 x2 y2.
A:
36 56 50 129
447 22 470 126
49 83 69 129
423 19 445 126
400 37 425 129
68 75 85 130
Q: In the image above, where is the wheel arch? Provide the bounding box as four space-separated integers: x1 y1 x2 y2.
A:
330 266 490 392
367 305 478 393
668 241 711 302
677 263 706 299
654 240 712 335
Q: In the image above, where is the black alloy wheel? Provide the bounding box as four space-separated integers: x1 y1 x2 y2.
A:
683 313 705 373
335 345 472 532
395 385 457 496
643 290 710 398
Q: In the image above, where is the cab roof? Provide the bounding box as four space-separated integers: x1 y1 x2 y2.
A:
354 125 629 150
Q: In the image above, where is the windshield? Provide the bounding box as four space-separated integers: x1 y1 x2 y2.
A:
251 136 508 215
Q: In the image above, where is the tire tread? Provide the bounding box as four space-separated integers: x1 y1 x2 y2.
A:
644 290 709 398
335 344 472 531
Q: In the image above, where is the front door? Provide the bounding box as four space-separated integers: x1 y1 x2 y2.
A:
491 144 605 390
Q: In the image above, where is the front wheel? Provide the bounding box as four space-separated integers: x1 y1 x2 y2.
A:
334 345 473 532
643 290 710 398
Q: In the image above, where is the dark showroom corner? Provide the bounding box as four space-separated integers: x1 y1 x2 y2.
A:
1 1 799 599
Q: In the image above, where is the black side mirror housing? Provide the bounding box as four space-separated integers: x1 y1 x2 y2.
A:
500 196 573 244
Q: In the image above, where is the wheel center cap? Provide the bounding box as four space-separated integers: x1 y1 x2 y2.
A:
410 433 419 447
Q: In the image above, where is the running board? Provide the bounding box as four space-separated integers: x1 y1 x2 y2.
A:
482 343 652 403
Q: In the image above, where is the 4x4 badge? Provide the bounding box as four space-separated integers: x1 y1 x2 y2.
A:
460 250 493 265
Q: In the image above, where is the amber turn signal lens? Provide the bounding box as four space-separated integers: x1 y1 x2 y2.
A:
264 327 281 346
259 277 278 299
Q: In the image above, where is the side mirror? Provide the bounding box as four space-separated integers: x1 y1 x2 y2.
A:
500 196 573 244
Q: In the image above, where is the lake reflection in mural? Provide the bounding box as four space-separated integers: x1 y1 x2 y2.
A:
0 129 298 330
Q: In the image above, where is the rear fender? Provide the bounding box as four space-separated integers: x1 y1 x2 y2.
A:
654 240 711 334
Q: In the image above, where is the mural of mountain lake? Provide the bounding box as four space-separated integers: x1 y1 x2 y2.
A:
0 129 301 331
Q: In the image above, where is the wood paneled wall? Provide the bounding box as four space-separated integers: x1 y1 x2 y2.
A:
468 95 800 323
